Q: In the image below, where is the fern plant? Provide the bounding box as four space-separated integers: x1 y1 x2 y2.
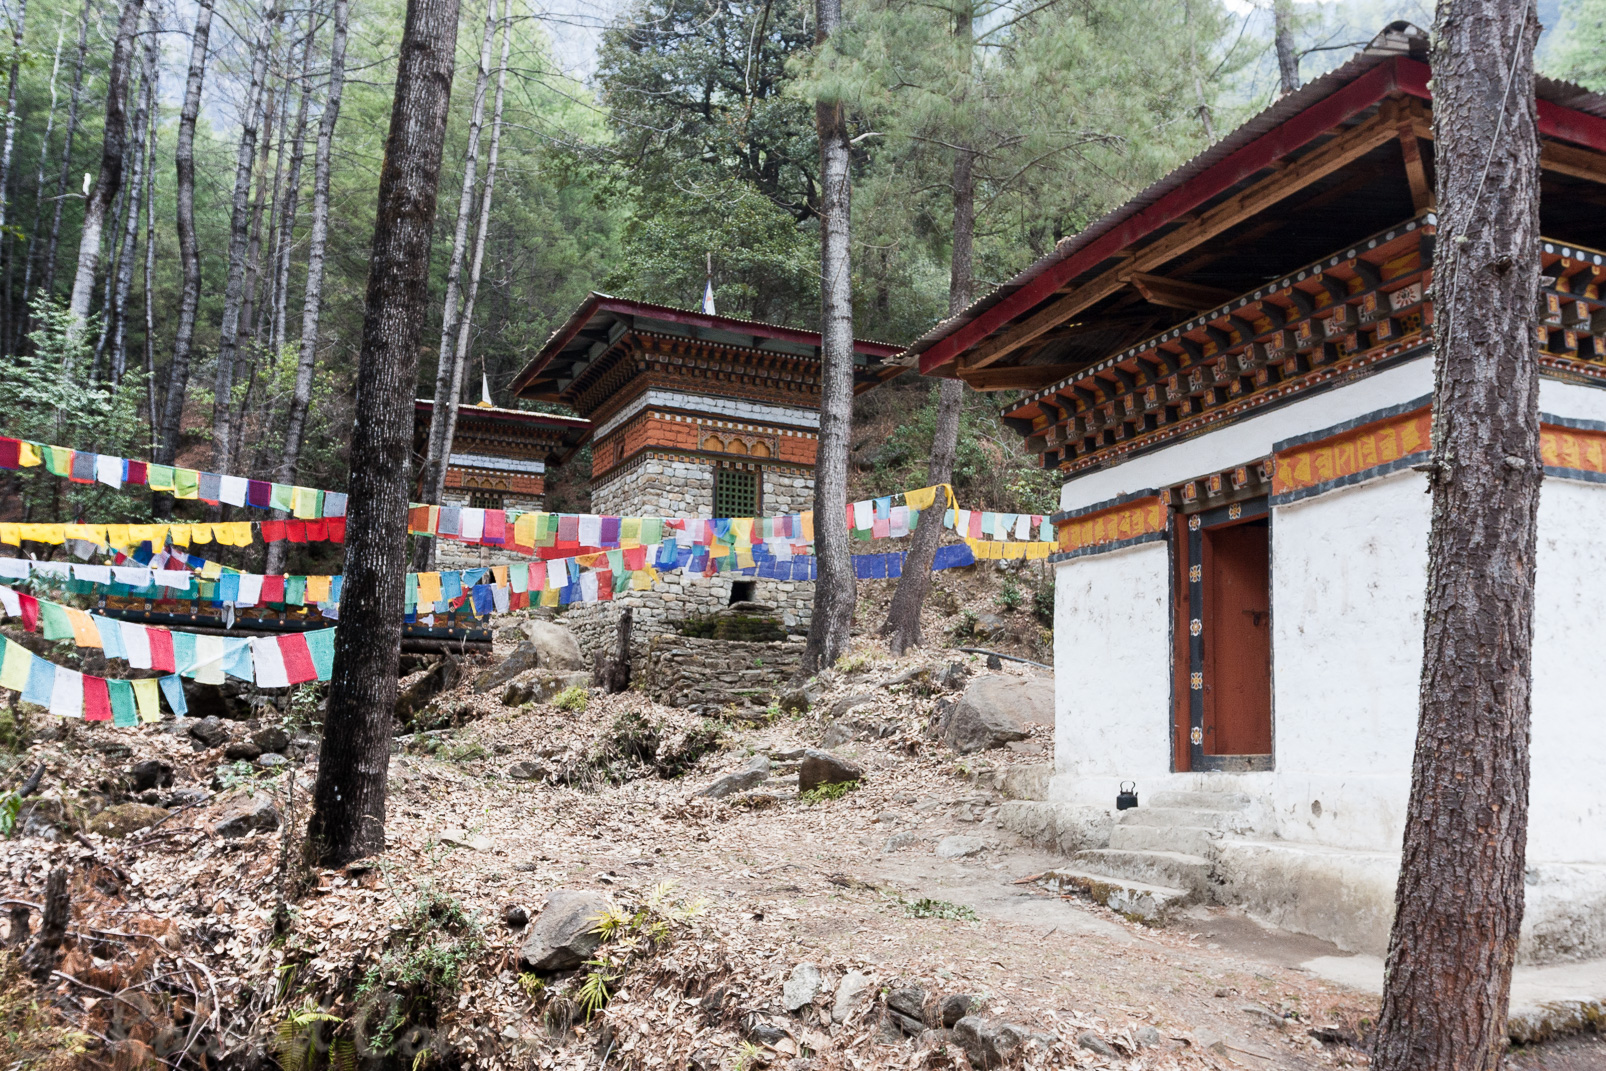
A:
272 1003 346 1071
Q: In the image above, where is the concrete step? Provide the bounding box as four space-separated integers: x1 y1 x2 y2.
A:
1072 847 1215 897
1148 789 1251 811
1117 806 1238 831
1038 867 1194 922
1108 822 1220 857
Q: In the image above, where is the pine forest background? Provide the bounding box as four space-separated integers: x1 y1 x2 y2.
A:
0 0 1602 572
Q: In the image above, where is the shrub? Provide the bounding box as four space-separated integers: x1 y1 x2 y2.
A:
799 780 860 804
551 685 589 712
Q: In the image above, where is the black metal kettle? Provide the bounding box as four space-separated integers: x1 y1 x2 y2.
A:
1116 782 1138 810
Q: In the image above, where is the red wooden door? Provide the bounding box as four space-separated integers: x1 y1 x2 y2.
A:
1202 520 1272 756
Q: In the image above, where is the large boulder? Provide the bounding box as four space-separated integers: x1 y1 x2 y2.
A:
951 1017 1032 1069
697 755 771 799
501 671 590 707
126 759 173 792
188 716 232 750
212 793 280 838
395 656 461 723
518 890 609 971
89 803 168 837
475 623 585 693
798 749 864 793
940 676 1052 753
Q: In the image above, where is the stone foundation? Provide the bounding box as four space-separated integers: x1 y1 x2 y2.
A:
643 634 803 712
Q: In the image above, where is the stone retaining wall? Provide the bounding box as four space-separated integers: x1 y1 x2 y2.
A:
644 634 803 712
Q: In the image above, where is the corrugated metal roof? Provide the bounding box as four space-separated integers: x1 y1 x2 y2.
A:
900 22 1606 365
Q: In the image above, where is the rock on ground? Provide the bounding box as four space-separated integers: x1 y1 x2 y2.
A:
88 803 169 837
501 671 591 707
697 755 771 799
782 962 822 1012
936 835 990 859
126 759 173 791
798 749 864 792
188 716 231 749
833 970 873 1023
940 675 1053 753
211 793 280 838
951 1016 1038 1069
519 890 610 971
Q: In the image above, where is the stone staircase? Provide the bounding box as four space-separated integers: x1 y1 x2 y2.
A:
1041 789 1251 921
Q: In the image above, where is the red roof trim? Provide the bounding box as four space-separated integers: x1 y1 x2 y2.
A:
1394 57 1606 151
918 58 1407 375
413 398 591 429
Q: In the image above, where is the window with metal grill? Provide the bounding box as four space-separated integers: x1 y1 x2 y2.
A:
714 467 758 518
469 490 504 511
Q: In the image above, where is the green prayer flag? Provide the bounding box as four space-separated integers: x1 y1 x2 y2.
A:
38 601 73 641
285 576 307 606
270 483 294 511
405 573 418 608
640 517 662 545
614 570 632 595
305 628 335 681
44 446 73 476
172 468 200 499
108 679 137 727
147 464 176 492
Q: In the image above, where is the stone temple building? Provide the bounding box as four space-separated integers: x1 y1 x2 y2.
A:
510 294 902 655
411 398 591 569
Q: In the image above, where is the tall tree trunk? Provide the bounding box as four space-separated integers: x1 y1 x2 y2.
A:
417 0 510 572
1183 0 1214 142
212 1 280 475
797 0 855 678
266 0 346 576
155 0 214 493
306 0 460 868
270 18 315 360
108 30 156 382
881 153 970 654
66 0 145 330
0 0 28 352
414 0 500 572
239 84 279 355
1370 3 1542 1069
21 21 64 319
881 1 973 655
141 65 156 437
40 0 90 305
1271 0 1299 96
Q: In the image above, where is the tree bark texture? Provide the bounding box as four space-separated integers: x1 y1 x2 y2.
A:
0 0 29 350
271 0 347 564
416 0 500 571
157 0 215 475
141 73 156 433
1272 0 1299 96
1371 3 1542 1069
211 1 280 473
65 0 144 328
307 0 460 868
270 19 315 359
23 867 67 981
798 0 855 679
109 31 157 382
40 0 90 305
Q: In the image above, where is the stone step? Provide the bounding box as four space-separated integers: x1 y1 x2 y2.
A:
1108 822 1220 857
1071 848 1215 897
1147 789 1251 811
1037 867 1195 922
1117 806 1238 830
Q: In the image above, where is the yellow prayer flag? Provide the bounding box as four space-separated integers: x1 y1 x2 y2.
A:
0 524 18 546
16 441 40 467
131 678 160 722
168 525 190 547
492 565 507 586
417 572 442 604
128 524 165 545
732 517 753 544
0 639 30 691
104 524 131 549
19 524 64 545
1004 542 1025 560
63 524 104 543
800 511 814 542
219 522 252 546
305 575 332 602
201 559 223 579
905 485 937 511
190 523 214 544
540 587 560 607
514 512 537 547
734 544 754 569
292 487 319 519
630 566 656 591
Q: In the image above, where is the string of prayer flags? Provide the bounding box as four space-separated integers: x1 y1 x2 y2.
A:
0 636 185 723
0 436 349 519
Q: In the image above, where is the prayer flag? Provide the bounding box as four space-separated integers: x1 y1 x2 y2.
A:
305 628 335 681
252 636 290 688
83 675 113 721
279 633 317 684
50 665 83 718
95 454 124 488
0 638 29 691
132 678 160 723
21 650 52 706
158 674 187 715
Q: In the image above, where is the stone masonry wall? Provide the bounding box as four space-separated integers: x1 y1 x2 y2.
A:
434 488 544 571
564 458 818 665
644 634 803 712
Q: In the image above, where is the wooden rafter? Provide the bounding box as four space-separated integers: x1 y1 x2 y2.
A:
962 364 1086 392
955 103 1403 376
1126 272 1238 311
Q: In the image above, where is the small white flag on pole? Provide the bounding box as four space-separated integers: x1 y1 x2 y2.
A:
703 252 716 315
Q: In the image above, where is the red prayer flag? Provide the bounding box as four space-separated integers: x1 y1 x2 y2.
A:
147 627 175 672
126 459 147 485
967 511 983 539
82 675 112 721
0 437 18 469
261 575 286 603
623 546 646 571
287 520 307 543
18 593 37 632
483 510 506 545
260 520 287 542
327 517 346 543
408 504 431 533
279 633 317 684
305 519 328 541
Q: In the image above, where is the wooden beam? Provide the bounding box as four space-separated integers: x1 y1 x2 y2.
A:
1127 272 1238 311
1397 124 1433 212
961 364 1086 392
958 106 1401 374
1406 114 1606 185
